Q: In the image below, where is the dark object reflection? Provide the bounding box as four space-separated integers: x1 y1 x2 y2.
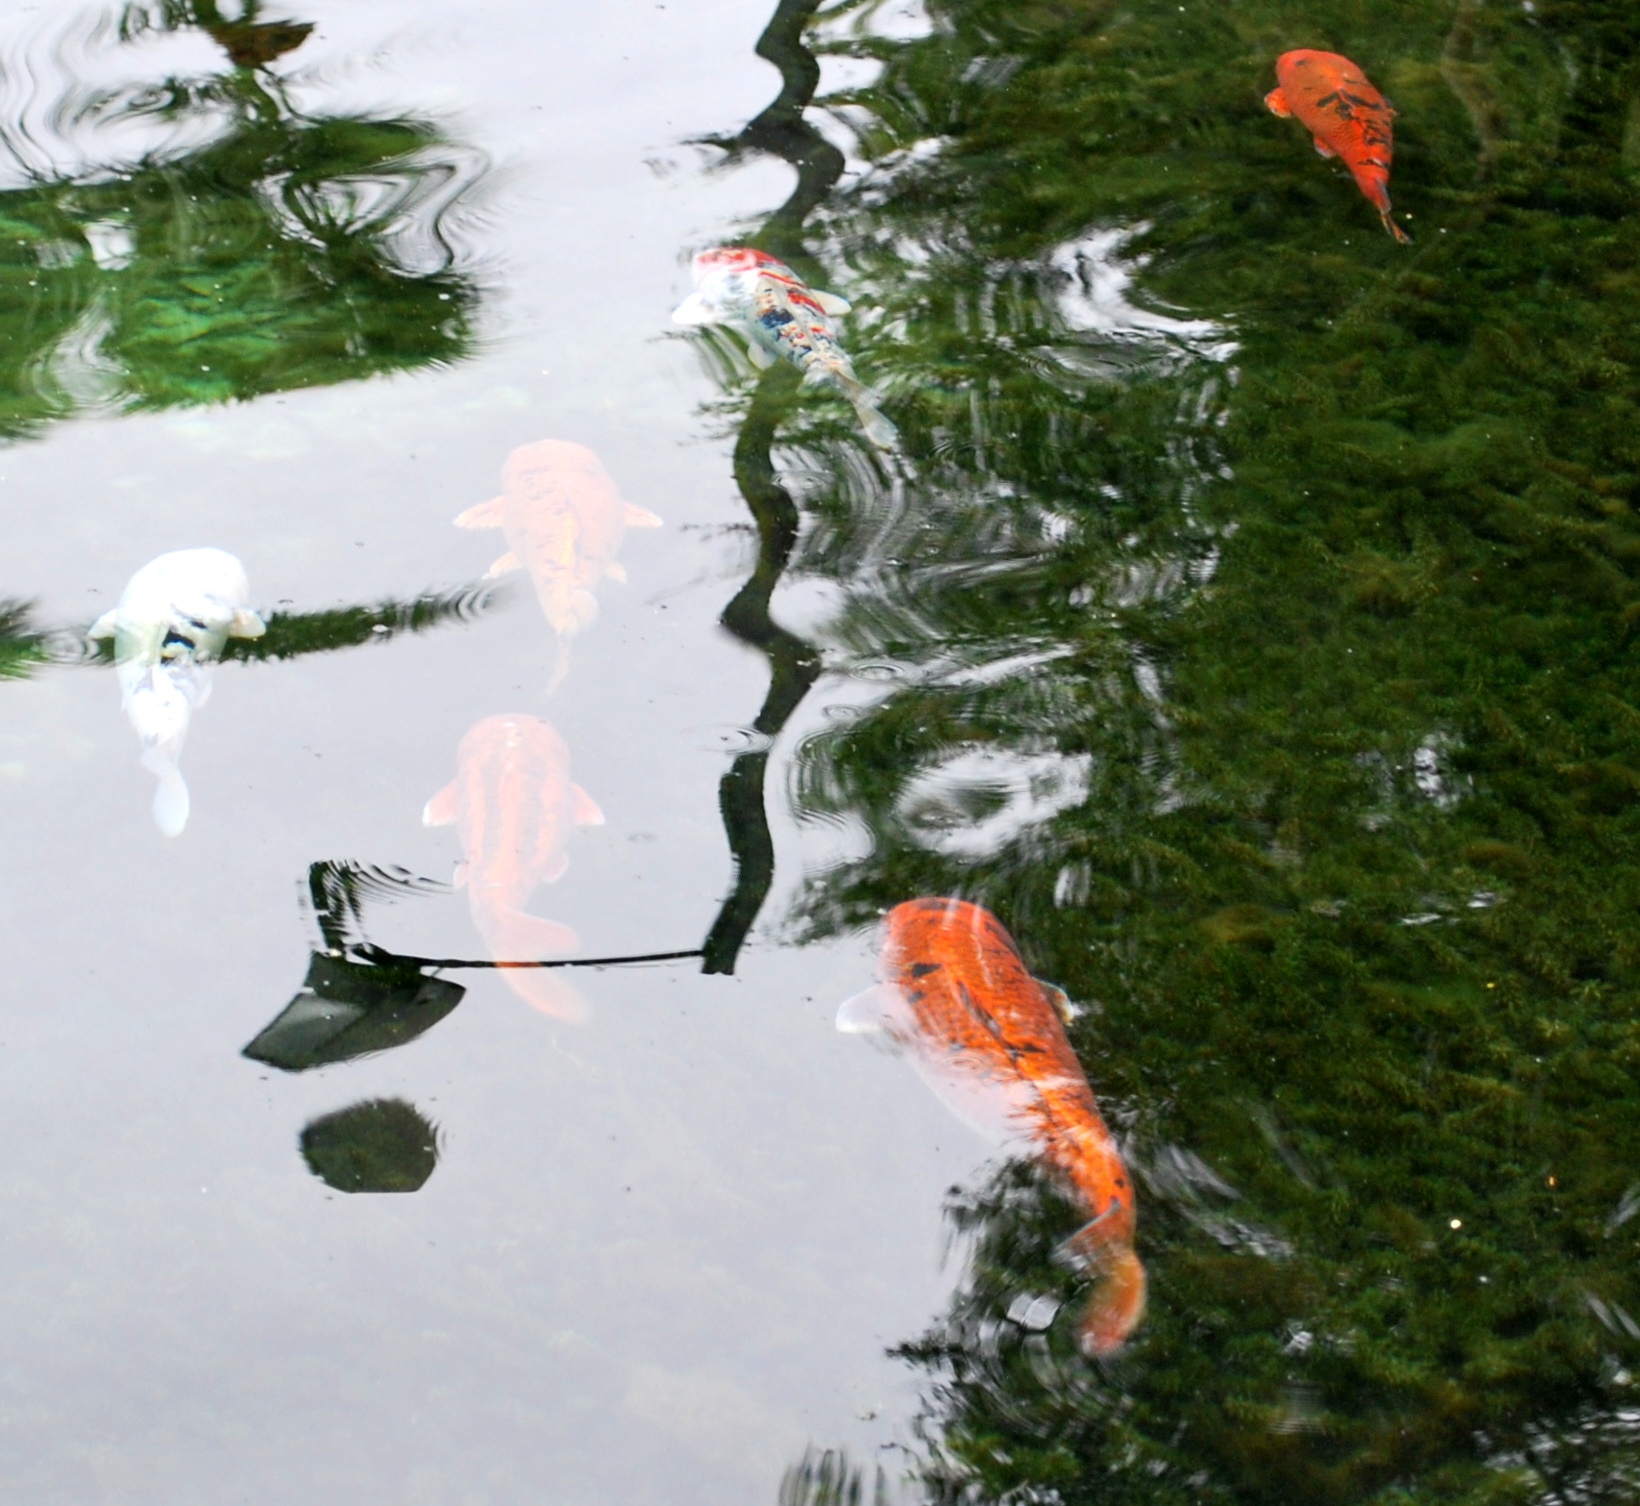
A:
244 860 462 1071
698 0 836 975
300 1098 439 1194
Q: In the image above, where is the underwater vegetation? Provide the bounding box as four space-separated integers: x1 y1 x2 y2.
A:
698 0 1640 1498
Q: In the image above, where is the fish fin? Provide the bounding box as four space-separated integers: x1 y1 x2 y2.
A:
422 781 458 826
1311 136 1337 159
499 968 588 1021
1381 209 1413 245
544 851 570 883
1263 87 1291 118
1077 1244 1148 1358
151 766 190 837
455 497 505 529
671 292 720 326
229 608 266 639
571 784 605 827
605 561 627 585
836 984 908 1040
485 551 522 579
453 861 469 889
745 340 775 370
1040 982 1081 1024
623 503 664 529
89 609 118 639
811 290 852 316
848 392 899 451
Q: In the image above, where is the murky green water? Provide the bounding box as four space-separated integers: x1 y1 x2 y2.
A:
3 1 1639 1502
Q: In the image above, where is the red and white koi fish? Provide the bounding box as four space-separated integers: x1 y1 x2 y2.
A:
1266 49 1411 244
673 246 898 450
456 440 661 692
89 548 265 836
423 714 603 1020
839 897 1146 1356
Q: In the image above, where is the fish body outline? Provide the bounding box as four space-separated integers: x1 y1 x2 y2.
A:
456 440 660 647
839 896 1145 1354
423 713 603 1019
1266 49 1411 245
673 247 897 450
89 548 265 836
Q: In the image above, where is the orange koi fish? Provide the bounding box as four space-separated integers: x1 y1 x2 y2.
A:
838 897 1145 1356
423 714 604 1020
456 441 662 689
1266 49 1411 245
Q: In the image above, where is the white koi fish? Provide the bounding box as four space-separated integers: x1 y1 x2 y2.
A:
89 548 265 836
672 246 897 450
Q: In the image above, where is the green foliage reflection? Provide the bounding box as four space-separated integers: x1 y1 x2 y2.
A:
742 0 1640 1498
0 0 482 438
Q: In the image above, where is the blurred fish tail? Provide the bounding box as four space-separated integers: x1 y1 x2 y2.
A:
149 763 190 837
1381 207 1412 244
837 374 898 451
1076 1243 1147 1357
545 638 573 697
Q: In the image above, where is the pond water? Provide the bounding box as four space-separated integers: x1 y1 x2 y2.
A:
4 1 1640 1503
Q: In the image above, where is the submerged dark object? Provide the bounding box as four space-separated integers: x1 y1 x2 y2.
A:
300 1099 439 1194
242 952 463 1072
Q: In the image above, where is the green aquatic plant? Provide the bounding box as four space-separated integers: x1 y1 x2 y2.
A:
725 0 1640 1497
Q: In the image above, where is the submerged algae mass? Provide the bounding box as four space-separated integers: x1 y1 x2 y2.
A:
720 0 1640 1498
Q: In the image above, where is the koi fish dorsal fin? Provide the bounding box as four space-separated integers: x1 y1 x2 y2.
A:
1264 87 1291 118
89 609 118 640
230 608 266 639
485 551 522 579
624 503 664 528
455 497 505 530
422 781 458 827
811 290 852 317
571 784 605 826
671 293 720 326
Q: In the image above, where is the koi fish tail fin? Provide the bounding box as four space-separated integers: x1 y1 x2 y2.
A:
836 374 899 451
1381 208 1413 245
476 908 586 1021
1076 1243 1148 1358
148 762 191 837
545 638 573 697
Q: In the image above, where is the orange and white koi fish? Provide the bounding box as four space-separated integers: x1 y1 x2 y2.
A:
839 897 1145 1356
423 714 603 1020
1266 49 1411 244
456 440 661 690
673 247 898 450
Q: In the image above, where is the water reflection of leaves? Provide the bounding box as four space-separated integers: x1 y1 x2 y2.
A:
0 0 484 437
750 0 1640 1498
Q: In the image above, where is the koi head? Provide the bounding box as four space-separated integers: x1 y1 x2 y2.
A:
692 245 787 280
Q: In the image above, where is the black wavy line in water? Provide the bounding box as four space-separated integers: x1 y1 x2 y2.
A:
699 0 839 976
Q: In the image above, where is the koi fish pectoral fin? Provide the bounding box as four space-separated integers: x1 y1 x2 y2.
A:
811 290 852 316
422 781 459 827
89 609 118 640
1263 87 1291 118
670 293 721 326
623 503 664 529
454 497 505 529
571 784 605 826
485 551 523 579
1040 982 1081 1024
744 340 775 370
835 984 914 1047
1312 136 1337 158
